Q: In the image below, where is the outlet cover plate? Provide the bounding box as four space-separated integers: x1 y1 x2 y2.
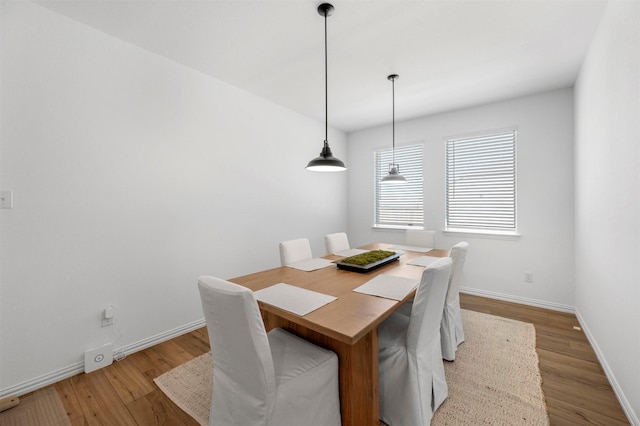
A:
84 343 113 373
0 190 13 209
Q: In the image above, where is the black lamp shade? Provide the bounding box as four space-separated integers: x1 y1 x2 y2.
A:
306 141 346 171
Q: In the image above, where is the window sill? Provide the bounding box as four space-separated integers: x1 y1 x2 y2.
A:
442 228 521 240
372 225 424 231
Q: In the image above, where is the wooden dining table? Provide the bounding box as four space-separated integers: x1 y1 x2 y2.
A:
230 242 450 426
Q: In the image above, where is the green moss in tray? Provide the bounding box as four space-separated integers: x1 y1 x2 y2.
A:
341 250 396 266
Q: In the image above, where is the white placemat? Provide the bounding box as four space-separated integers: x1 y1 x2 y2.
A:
390 244 433 253
334 248 368 257
255 283 337 316
407 256 442 267
353 274 419 301
286 258 334 271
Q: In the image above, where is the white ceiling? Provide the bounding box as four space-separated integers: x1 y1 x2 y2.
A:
34 0 608 133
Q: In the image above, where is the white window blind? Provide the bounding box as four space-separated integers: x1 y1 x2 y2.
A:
374 144 424 227
446 131 516 232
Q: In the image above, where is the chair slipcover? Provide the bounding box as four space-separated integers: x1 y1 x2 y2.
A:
324 232 350 254
378 257 452 426
405 229 436 248
278 238 313 266
197 276 341 426
440 241 469 361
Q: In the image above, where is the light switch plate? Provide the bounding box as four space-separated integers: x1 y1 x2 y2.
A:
0 190 13 209
84 343 113 373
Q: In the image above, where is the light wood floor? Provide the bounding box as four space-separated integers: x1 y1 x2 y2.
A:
8 294 630 425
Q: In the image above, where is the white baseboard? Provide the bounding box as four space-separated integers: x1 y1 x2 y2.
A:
460 286 575 313
116 318 206 356
0 362 85 400
0 318 206 399
575 308 637 425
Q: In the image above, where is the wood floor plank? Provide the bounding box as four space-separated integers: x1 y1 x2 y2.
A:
69 371 137 425
537 331 599 362
125 390 199 426
102 354 157 404
67 416 87 426
534 321 589 342
171 328 210 358
569 338 602 356
546 395 630 425
54 379 84 424
0 393 38 426
32 388 70 425
539 355 611 388
192 327 210 345
148 340 196 369
127 345 178 382
1 388 70 426
537 348 604 374
543 376 627 419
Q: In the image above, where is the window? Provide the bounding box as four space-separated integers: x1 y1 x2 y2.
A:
374 143 424 228
446 131 516 233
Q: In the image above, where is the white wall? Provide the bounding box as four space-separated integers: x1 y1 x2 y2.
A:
574 1 640 423
348 89 575 309
0 2 347 394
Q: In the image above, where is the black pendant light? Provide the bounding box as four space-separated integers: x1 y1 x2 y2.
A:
381 74 407 183
306 3 346 172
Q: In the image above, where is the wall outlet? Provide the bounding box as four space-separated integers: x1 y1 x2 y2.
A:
524 272 534 283
0 190 13 209
84 343 113 373
101 305 114 327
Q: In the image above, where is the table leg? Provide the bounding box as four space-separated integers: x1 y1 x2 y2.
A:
261 311 379 426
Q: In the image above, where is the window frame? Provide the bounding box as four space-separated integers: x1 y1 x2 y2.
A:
373 142 424 229
445 130 518 237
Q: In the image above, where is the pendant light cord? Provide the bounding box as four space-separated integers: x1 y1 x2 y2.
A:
324 9 329 144
392 76 395 164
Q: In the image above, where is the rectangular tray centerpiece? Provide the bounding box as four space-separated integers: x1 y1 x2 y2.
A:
334 250 400 273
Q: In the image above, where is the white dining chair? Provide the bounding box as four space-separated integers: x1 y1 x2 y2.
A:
279 238 313 266
324 232 350 254
405 229 436 248
197 276 341 426
440 241 469 361
377 257 452 426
